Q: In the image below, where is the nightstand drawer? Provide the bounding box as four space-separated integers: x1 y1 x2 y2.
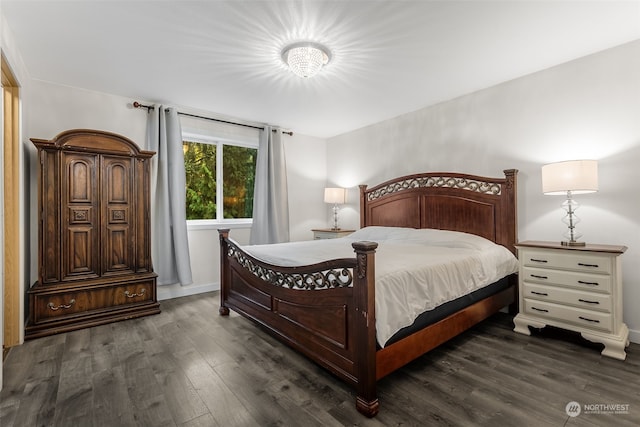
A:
522 266 611 293
522 250 611 274
524 299 612 332
523 283 611 312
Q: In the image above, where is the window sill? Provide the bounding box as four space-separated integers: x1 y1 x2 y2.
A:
187 219 253 231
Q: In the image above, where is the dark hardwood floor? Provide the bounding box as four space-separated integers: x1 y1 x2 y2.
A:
1 292 639 426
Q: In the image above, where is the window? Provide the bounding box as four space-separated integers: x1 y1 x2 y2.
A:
183 135 257 222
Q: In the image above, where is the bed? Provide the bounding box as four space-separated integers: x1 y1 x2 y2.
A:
218 169 518 417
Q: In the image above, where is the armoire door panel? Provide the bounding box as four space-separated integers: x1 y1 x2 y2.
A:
62 152 99 281
67 157 94 202
134 158 151 273
65 226 99 278
40 150 61 283
103 226 134 274
102 156 135 275
69 207 92 224
103 157 131 204
108 207 128 224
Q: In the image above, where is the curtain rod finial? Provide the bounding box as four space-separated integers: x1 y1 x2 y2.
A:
132 101 153 110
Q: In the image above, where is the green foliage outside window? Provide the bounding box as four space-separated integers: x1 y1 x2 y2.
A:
223 145 257 218
184 141 216 219
183 140 257 220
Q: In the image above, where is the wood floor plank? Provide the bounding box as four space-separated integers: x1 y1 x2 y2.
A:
130 393 178 427
52 353 93 426
11 338 66 426
178 412 220 427
91 366 137 427
176 347 259 426
112 317 178 426
212 359 327 427
11 376 59 426
88 323 119 373
144 340 210 424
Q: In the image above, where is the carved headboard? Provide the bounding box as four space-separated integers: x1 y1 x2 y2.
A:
359 170 518 254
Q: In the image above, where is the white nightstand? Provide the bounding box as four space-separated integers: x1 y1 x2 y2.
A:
513 241 629 360
312 228 355 240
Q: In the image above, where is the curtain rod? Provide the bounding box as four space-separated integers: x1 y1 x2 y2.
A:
133 101 293 136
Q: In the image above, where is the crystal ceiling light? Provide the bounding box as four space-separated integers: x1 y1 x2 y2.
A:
281 42 331 78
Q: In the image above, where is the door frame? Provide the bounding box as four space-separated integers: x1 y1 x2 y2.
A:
2 52 22 357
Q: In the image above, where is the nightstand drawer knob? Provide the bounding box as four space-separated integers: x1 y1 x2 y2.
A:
530 274 548 280
578 298 600 305
531 291 548 296
530 258 548 263
531 306 549 313
579 316 600 323
578 262 599 268
578 280 599 286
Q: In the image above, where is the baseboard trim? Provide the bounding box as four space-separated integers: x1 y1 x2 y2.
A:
157 282 220 301
628 328 640 345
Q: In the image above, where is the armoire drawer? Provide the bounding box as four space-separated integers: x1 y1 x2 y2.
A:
31 280 155 323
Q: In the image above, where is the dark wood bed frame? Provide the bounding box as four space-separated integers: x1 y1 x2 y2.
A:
218 169 518 417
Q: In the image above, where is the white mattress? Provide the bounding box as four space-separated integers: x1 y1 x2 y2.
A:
242 226 518 347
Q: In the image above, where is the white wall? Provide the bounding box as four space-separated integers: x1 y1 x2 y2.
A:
285 132 330 240
327 40 640 342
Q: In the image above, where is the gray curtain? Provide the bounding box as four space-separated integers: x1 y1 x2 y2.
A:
147 106 193 285
250 126 290 244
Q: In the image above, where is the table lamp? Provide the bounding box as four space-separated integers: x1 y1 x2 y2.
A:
541 160 598 246
324 187 346 230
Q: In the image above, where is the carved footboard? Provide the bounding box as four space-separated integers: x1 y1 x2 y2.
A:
218 230 380 417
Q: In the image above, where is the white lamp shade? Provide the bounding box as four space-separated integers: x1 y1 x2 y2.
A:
541 160 598 195
324 187 346 204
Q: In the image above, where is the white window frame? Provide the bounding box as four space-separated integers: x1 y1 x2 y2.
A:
183 130 258 230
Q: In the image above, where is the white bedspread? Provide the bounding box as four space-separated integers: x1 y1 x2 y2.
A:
242 226 518 347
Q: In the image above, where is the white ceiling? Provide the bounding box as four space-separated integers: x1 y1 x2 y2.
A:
3 1 640 138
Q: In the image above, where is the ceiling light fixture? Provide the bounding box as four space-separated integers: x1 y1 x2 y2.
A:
281 42 331 78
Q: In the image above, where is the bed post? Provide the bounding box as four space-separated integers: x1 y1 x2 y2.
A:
218 229 230 316
352 240 379 417
359 184 368 229
501 169 518 255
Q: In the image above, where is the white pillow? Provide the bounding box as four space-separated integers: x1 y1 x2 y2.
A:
412 228 498 250
349 226 497 250
347 226 417 241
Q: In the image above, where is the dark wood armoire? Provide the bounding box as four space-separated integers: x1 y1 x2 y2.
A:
26 129 160 339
